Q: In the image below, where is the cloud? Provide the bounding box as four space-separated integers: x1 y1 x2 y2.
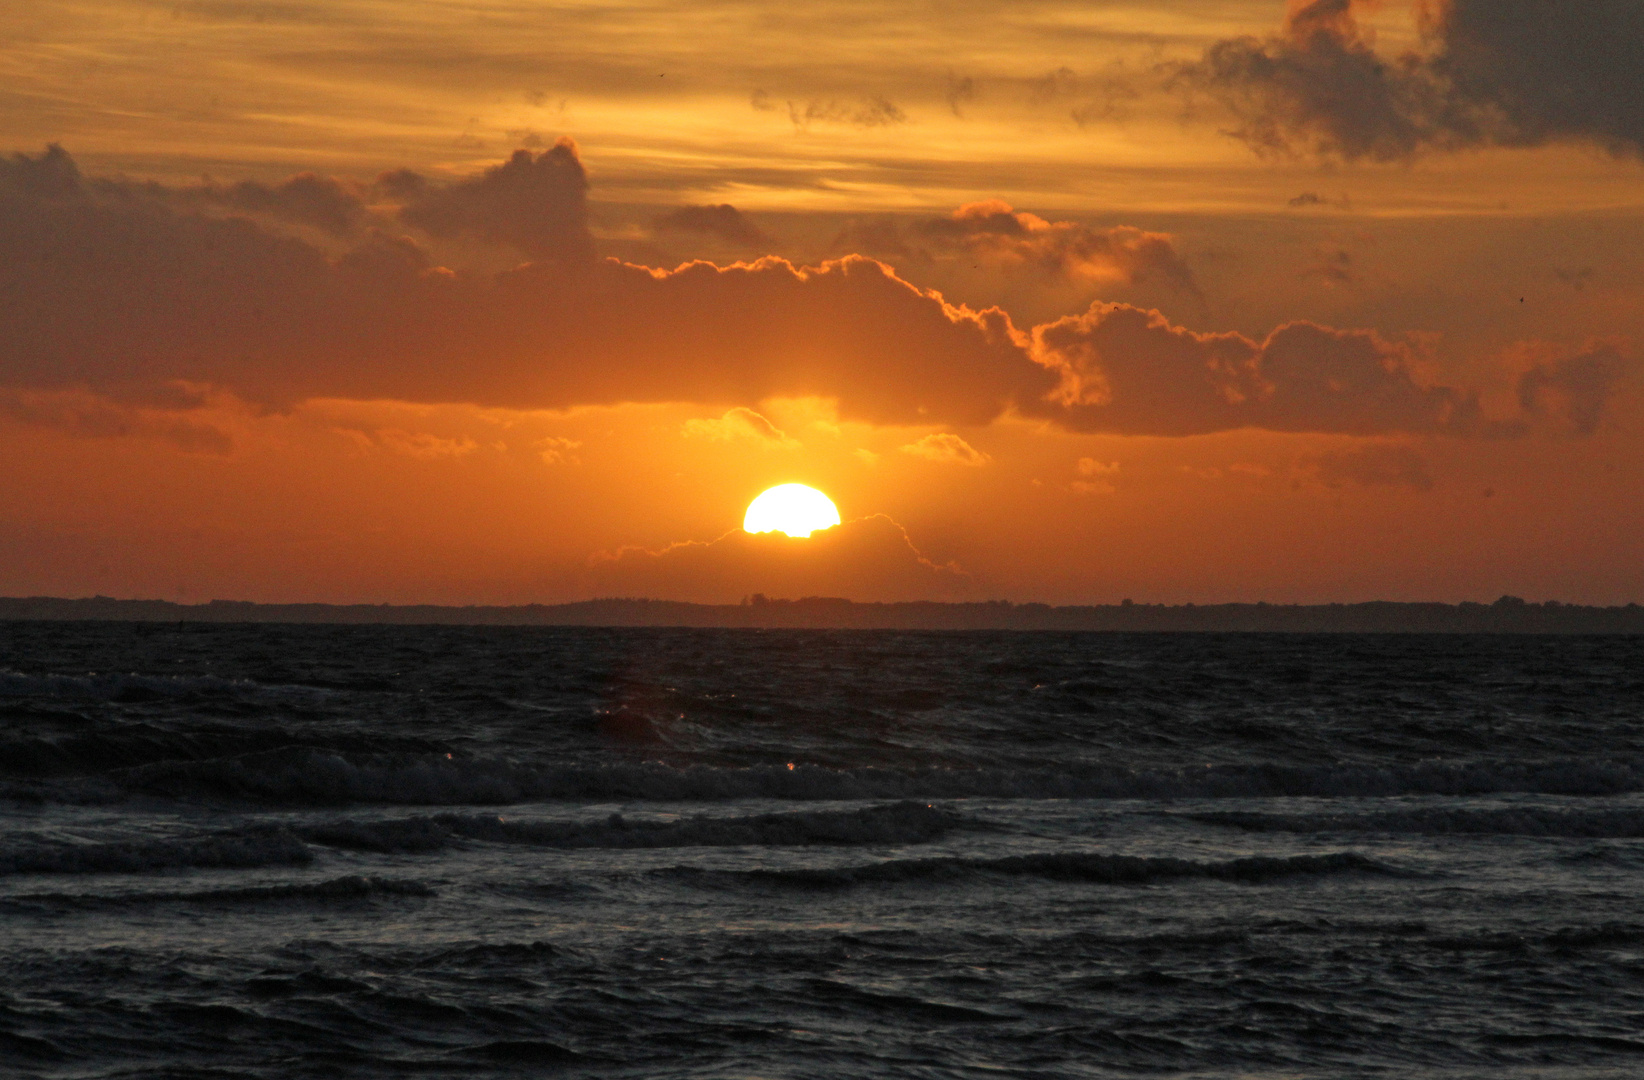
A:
1029 303 1484 437
654 204 771 247
0 145 1614 442
912 201 1199 294
1301 443 1434 490
1517 344 1631 434
188 173 368 236
587 515 973 602
0 146 1038 426
369 428 480 459
0 387 233 454
1186 0 1644 161
535 435 581 465
899 432 990 467
398 141 595 260
787 97 908 130
682 407 797 447
1072 457 1119 495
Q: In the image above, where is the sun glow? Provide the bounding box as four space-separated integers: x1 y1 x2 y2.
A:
743 484 841 538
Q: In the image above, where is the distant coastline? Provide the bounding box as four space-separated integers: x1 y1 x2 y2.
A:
2 594 1641 632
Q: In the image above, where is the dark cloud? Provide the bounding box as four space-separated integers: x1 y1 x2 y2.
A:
190 173 368 236
1187 0 1644 160
1029 304 1484 437
787 97 907 130
0 388 232 454
0 146 1034 426
1517 344 1630 434
0 145 1618 442
398 141 595 260
587 515 974 603
653 204 771 248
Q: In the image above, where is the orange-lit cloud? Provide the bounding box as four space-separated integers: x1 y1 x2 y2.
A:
682 407 798 447
915 201 1200 294
900 433 991 467
838 201 1198 294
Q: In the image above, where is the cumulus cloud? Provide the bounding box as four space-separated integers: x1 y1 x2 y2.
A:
654 204 771 248
1517 344 1631 434
921 201 1198 294
848 200 1199 294
0 146 1036 426
0 145 1619 442
682 407 798 447
398 141 595 260
187 173 368 236
899 432 990 466
587 515 973 602
1030 304 1484 437
1186 0 1644 161
1301 443 1435 490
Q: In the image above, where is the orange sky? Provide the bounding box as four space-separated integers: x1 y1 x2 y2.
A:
2 0 1640 605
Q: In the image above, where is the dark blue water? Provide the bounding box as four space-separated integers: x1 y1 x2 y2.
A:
3 623 1643 1078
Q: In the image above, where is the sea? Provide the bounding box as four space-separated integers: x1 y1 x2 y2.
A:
2 622 1643 1079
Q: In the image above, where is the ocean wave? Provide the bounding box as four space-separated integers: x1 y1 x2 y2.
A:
0 825 312 875
299 801 963 853
0 668 326 704
664 850 1398 890
3 875 434 913
1425 924 1644 953
1192 807 1644 838
94 749 1644 806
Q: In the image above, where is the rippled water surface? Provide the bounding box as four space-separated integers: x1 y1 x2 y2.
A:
3 623 1643 1078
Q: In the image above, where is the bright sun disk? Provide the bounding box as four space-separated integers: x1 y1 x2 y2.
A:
743 484 841 538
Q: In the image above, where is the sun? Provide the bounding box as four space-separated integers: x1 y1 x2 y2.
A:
743 484 841 538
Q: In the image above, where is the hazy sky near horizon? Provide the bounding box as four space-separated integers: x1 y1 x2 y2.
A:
3 0 1642 605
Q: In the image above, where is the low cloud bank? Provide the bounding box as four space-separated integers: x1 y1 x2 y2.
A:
0 144 1627 440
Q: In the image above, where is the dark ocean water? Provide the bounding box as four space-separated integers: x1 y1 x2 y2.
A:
3 622 1643 1079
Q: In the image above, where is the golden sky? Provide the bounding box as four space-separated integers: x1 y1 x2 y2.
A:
2 0 1641 604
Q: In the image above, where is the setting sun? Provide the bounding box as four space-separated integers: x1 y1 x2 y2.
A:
743 484 841 538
